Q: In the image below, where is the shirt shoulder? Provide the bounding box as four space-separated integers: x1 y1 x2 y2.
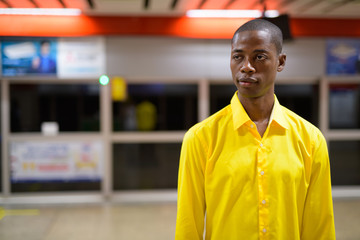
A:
280 105 325 145
185 104 232 142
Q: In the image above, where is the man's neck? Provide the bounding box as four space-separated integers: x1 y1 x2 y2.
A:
239 93 274 121
238 93 274 137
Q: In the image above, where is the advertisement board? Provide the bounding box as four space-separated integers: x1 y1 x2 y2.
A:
326 38 360 75
10 141 103 182
1 39 57 76
1 37 105 78
57 37 105 78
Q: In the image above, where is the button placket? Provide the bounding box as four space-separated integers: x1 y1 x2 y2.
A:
257 141 269 239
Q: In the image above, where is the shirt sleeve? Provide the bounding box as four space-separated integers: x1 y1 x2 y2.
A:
175 129 207 240
301 132 336 240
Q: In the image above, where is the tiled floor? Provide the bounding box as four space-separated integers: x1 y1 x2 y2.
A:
0 199 359 240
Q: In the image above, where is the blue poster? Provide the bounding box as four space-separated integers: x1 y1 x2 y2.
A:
1 39 57 76
326 38 360 75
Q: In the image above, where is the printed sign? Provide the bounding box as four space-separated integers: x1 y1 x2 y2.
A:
10 141 103 182
57 37 105 78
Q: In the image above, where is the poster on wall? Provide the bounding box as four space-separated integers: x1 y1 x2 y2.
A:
330 87 358 128
1 39 57 76
326 38 360 75
10 141 103 182
57 37 105 78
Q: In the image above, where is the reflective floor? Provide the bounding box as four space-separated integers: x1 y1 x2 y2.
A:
0 199 359 240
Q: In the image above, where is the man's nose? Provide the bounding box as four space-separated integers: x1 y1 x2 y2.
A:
240 59 255 73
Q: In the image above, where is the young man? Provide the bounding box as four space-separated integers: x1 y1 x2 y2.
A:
175 19 336 240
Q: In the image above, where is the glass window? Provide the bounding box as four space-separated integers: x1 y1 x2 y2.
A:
10 84 100 132
210 84 237 115
113 84 198 131
329 140 360 185
275 84 319 126
113 143 181 190
210 83 319 126
329 84 359 129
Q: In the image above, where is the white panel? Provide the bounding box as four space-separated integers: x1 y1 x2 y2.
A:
106 37 209 78
280 38 326 79
57 37 106 78
106 36 326 81
206 39 232 79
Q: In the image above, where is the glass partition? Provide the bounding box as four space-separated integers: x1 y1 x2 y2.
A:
10 83 100 132
275 84 319 126
329 84 359 129
210 83 319 126
112 84 198 131
113 143 181 190
209 84 237 115
329 140 360 185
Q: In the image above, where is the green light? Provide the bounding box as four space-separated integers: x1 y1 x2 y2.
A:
99 75 110 85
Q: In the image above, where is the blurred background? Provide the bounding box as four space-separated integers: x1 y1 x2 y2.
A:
0 0 360 239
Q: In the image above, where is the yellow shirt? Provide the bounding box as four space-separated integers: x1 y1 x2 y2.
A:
175 93 336 240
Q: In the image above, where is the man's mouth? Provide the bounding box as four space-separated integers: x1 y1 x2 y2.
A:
238 77 257 86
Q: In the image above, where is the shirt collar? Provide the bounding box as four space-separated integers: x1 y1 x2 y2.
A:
231 92 251 130
231 92 290 131
271 95 290 129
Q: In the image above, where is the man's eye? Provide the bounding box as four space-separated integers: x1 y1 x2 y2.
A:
233 55 241 60
256 55 266 60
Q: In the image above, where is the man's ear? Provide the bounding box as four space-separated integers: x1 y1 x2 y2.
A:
277 53 286 72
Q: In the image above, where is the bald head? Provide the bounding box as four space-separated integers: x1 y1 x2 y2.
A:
232 19 283 55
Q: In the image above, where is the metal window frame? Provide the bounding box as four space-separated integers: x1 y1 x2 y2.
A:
1 76 360 205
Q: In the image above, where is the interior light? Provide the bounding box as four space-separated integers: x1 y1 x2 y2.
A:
186 10 279 18
0 8 81 16
264 10 280 18
99 75 110 86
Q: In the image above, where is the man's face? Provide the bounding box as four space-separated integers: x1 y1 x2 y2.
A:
41 42 50 55
230 30 286 99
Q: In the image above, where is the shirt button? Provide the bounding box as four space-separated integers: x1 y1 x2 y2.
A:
250 124 254 128
260 171 265 175
260 143 263 147
263 228 267 233
262 200 266 204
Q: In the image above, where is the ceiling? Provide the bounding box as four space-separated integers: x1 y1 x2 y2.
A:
0 0 360 18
